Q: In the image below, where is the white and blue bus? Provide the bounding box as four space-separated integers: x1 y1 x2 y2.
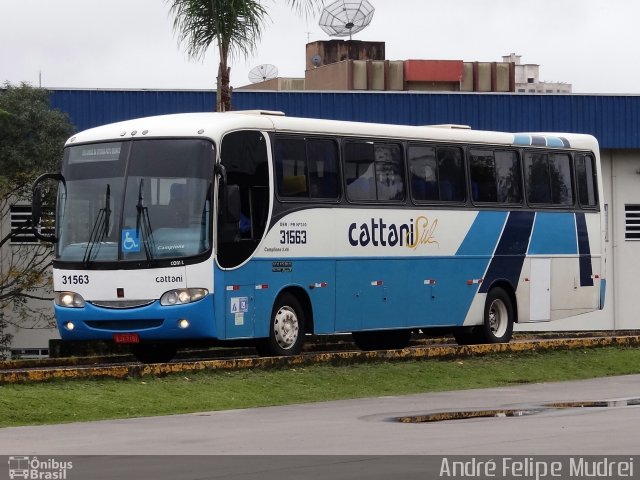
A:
32 111 605 362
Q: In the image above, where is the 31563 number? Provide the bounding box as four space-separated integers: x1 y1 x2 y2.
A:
61 275 90 285
280 230 307 244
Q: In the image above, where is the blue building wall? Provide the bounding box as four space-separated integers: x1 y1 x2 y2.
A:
49 89 640 149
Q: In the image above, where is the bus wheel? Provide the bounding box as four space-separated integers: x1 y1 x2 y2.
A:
481 287 514 343
352 330 411 351
258 293 305 356
130 343 178 364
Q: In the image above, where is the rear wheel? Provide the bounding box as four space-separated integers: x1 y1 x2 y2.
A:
257 293 305 356
130 343 178 364
480 287 514 343
352 329 411 351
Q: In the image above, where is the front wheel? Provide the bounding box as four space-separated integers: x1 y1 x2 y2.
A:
481 287 514 343
257 293 306 356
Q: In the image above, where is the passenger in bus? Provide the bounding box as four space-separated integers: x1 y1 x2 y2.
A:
375 145 404 201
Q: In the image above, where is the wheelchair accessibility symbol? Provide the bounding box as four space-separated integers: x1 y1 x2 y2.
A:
121 229 141 252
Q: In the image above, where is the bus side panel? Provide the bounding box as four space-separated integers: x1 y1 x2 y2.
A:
335 256 495 332
292 259 336 334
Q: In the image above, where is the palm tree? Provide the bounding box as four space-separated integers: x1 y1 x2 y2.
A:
166 0 324 112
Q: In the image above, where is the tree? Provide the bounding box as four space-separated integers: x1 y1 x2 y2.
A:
166 0 324 112
0 82 74 358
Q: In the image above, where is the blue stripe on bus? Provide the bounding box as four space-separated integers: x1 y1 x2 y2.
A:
479 211 535 293
575 212 594 287
455 211 508 256
528 212 578 254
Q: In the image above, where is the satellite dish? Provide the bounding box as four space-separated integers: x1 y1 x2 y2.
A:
248 64 279 83
311 54 322 67
319 0 375 40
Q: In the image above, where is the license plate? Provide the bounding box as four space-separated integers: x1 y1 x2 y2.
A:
113 333 140 344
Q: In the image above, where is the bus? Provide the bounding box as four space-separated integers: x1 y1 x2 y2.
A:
32 111 605 363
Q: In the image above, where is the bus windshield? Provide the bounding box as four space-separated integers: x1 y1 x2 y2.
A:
56 138 214 265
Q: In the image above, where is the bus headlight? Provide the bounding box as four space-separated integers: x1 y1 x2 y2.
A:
55 291 86 308
160 288 208 306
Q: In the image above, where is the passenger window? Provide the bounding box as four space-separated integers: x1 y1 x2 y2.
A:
345 141 404 202
576 154 598 207
437 147 465 202
470 149 522 203
374 144 404 201
408 145 438 201
275 138 308 197
409 145 465 202
525 152 574 205
275 137 340 200
307 139 339 199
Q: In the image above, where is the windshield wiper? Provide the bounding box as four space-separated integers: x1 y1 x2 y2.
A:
83 184 111 265
136 178 155 261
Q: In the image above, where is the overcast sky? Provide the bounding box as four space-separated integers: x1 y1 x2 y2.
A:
1 0 638 93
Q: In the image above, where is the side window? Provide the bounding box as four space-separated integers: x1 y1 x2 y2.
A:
576 154 598 207
495 151 523 203
408 145 438 201
345 141 375 201
275 137 340 200
550 153 573 205
345 141 405 202
409 145 465 202
307 139 339 199
469 150 497 202
374 144 404 201
275 138 308 197
437 147 465 202
525 152 574 206
469 149 522 203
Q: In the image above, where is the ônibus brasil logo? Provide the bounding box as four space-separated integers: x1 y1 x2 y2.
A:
348 216 438 249
7 456 73 480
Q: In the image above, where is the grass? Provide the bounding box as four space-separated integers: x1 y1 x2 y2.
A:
1 347 640 427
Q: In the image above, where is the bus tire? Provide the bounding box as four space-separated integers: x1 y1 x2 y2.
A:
481 287 514 343
257 293 305 356
131 343 178 364
352 329 411 351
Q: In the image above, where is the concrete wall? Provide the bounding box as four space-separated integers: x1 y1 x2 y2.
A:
305 60 404 91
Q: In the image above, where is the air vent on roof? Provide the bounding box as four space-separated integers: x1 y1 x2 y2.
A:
426 124 472 129
232 110 285 116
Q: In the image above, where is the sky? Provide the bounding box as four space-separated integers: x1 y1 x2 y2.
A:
1 0 638 94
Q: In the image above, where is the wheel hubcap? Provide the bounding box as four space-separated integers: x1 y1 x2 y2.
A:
488 299 508 338
273 306 299 350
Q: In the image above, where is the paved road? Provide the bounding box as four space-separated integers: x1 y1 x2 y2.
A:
2 374 639 456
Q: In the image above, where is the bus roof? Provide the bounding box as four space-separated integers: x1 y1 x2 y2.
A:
65 111 599 152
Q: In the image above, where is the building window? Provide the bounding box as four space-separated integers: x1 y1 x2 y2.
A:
10 204 41 244
625 205 640 240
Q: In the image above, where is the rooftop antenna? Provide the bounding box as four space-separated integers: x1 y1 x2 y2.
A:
319 0 375 41
248 64 279 84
